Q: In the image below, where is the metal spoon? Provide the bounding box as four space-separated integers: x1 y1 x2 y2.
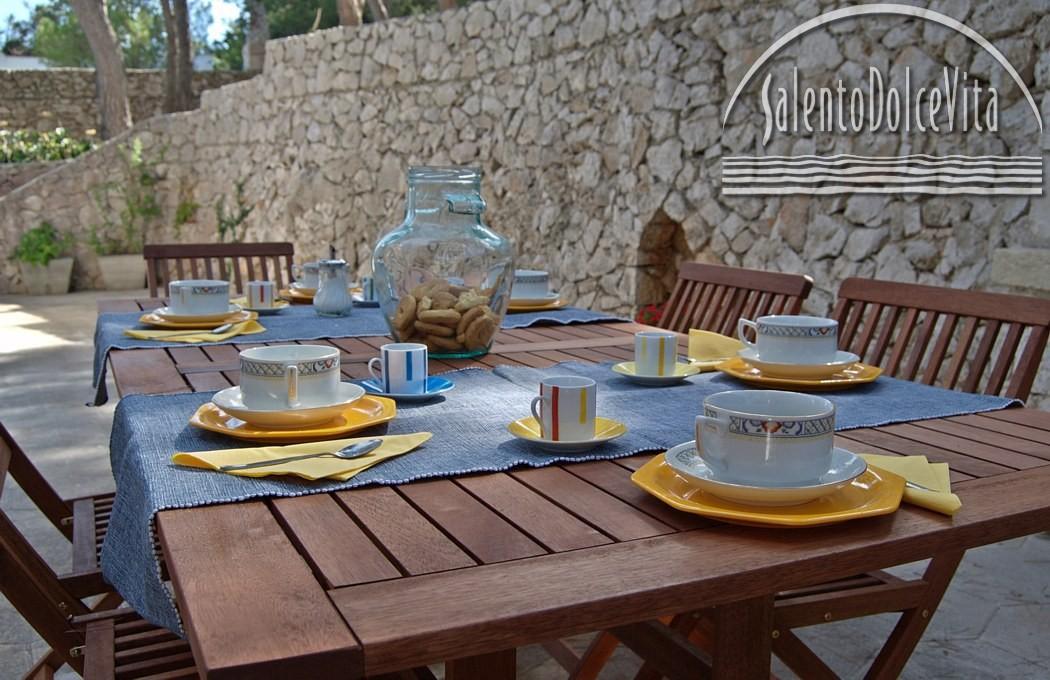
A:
218 438 383 472
160 322 234 338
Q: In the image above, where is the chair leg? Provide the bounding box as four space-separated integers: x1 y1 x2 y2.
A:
569 632 621 680
771 629 838 680
864 550 965 680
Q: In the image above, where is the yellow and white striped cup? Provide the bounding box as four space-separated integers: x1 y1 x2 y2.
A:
530 376 596 442
634 331 678 377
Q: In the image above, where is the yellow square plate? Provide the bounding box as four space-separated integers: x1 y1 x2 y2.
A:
508 299 569 312
280 287 314 302
139 309 256 329
631 453 904 527
716 356 882 390
190 396 396 443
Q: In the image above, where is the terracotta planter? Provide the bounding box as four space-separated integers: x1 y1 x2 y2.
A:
98 254 146 290
18 257 74 295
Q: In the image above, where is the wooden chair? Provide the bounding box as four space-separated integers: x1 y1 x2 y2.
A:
556 279 1050 679
832 277 1050 400
143 242 295 297
0 423 437 680
658 261 814 335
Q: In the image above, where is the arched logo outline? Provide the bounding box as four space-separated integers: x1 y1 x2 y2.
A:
721 3 1043 133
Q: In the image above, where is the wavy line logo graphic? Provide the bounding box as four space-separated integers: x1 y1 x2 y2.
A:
720 3 1044 196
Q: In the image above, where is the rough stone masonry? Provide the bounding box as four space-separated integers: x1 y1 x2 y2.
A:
0 0 1048 400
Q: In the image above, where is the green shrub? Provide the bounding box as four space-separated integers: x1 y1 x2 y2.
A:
11 222 74 266
0 128 95 163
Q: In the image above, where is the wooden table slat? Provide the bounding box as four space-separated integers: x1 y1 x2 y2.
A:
108 348 189 397
271 495 402 589
835 428 1014 478
157 503 361 679
455 473 613 552
511 466 674 541
911 418 1050 462
335 487 476 575
878 422 1046 470
954 412 1050 445
397 479 547 563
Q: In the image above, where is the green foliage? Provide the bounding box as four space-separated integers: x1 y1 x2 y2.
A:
11 222 73 266
209 0 443 71
0 128 96 163
89 138 165 255
5 0 212 68
215 179 254 243
175 199 199 227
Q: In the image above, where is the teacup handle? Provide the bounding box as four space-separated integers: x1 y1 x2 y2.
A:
530 396 548 436
292 263 303 279
695 414 727 458
285 364 300 408
367 357 384 385
737 318 758 348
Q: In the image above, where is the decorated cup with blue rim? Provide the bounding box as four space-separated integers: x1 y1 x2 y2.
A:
239 345 340 410
737 314 838 364
168 279 229 316
694 390 835 486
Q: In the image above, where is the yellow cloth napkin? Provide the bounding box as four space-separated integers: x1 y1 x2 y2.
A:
124 319 266 343
860 453 961 516
688 329 744 363
172 433 431 481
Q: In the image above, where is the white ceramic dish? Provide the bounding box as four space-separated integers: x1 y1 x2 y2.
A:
663 441 867 506
611 361 700 386
507 416 627 453
509 291 560 305
211 382 366 429
359 376 455 402
153 304 242 323
738 348 862 379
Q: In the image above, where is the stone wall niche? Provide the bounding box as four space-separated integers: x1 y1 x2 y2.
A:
634 209 691 311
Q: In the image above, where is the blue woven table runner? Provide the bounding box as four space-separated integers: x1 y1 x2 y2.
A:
91 304 625 404
101 360 1017 635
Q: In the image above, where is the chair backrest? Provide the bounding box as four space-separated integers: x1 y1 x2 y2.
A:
0 424 88 673
659 262 814 335
833 277 1050 400
144 242 296 297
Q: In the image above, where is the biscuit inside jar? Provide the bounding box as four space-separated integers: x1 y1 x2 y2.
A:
394 281 500 354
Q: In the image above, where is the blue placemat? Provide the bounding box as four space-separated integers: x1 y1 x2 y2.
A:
91 305 625 404
101 360 1017 635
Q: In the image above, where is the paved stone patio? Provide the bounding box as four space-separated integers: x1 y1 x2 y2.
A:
0 290 1046 678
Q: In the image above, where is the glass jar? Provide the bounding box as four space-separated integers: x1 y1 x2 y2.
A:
372 166 514 358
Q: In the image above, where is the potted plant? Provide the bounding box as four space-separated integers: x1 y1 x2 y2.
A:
10 222 75 294
88 138 161 290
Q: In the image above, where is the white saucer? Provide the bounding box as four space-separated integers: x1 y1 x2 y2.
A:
507 416 627 453
211 382 366 429
359 376 455 402
154 304 242 323
738 349 862 379
291 282 317 295
611 361 700 386
509 291 560 305
663 441 868 507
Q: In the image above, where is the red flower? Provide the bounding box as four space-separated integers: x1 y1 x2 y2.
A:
635 302 667 325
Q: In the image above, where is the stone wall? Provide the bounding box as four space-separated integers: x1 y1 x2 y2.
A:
0 68 252 136
0 160 65 196
1 0 1049 400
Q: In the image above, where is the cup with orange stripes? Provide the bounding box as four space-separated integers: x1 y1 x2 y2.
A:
530 376 596 442
634 331 678 377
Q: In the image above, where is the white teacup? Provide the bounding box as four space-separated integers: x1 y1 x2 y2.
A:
634 331 678 376
239 345 340 410
293 262 320 289
168 279 229 316
694 390 835 486
512 269 551 299
246 280 276 308
530 376 596 442
368 343 428 395
738 315 838 364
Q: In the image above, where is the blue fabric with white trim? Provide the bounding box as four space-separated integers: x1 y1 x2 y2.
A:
91 304 625 404
102 360 1017 635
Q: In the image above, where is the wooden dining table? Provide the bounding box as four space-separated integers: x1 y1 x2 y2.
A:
97 297 1050 679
